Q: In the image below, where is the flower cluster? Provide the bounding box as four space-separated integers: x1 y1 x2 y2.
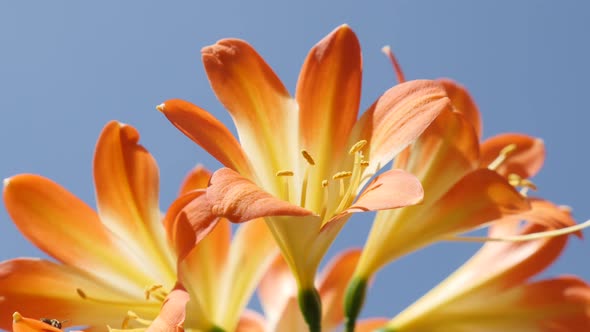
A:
3 25 589 332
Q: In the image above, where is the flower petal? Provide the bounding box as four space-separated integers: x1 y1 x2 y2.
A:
12 313 62 332
163 190 219 262
296 25 362 171
93 121 175 282
351 80 451 175
202 38 297 188
147 286 190 332
480 133 545 179
158 99 253 177
355 318 388 332
437 78 482 138
3 174 150 288
206 168 313 222
258 254 298 326
0 259 157 330
345 169 423 214
317 250 361 330
392 109 480 206
235 310 267 332
177 165 212 195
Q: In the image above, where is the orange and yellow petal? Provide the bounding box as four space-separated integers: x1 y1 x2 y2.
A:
0 259 158 330
177 165 212 195
3 174 151 289
206 168 313 222
202 38 297 191
296 25 362 173
344 169 423 214
480 133 545 179
351 80 451 177
93 121 175 283
146 286 190 332
355 318 388 332
158 99 252 177
437 78 482 138
13 312 62 332
235 311 266 332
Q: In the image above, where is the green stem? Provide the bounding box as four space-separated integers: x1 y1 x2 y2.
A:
298 287 322 332
344 277 368 332
209 326 226 332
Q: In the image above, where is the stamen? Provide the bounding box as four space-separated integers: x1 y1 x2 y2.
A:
382 45 406 84
122 311 152 329
332 171 353 180
507 173 537 197
487 143 518 171
348 140 368 155
145 284 166 301
301 150 316 166
321 179 329 187
360 160 369 167
276 170 294 177
446 219 590 243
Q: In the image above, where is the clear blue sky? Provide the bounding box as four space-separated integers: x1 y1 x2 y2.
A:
1 0 589 322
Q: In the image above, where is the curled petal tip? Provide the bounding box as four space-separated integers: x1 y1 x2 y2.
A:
12 312 22 322
156 103 166 112
3 177 11 188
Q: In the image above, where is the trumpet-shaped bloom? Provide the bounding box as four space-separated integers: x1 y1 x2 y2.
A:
158 24 451 294
232 249 387 332
378 220 590 331
0 122 264 332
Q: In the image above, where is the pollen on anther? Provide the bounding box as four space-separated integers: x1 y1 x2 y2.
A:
349 140 368 155
276 170 294 177
76 288 87 299
301 150 316 165
360 160 369 167
322 179 329 187
500 143 518 156
332 171 353 180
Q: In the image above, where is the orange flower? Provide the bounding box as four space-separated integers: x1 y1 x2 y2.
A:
377 221 590 331
344 53 583 329
12 312 72 332
233 250 387 332
0 122 264 332
157 25 451 328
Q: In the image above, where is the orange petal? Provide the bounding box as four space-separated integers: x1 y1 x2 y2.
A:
13 313 62 332
392 109 480 206
147 286 190 332
158 99 252 177
2 174 149 285
0 259 155 330
163 190 219 262
202 38 296 182
480 133 545 179
258 254 298 325
437 79 482 138
296 25 362 170
351 80 451 174
93 121 175 280
317 250 361 330
206 168 313 222
345 169 423 214
177 165 212 195
495 198 581 238
516 276 590 330
235 310 267 332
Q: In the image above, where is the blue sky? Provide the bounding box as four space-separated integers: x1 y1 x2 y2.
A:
1 0 589 323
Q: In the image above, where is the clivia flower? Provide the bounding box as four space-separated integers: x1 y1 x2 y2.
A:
0 122 270 332
157 24 451 330
377 220 590 331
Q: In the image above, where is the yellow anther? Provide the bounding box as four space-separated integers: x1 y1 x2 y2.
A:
276 170 294 177
488 143 518 171
322 179 329 187
507 173 537 191
349 140 368 155
76 288 87 299
301 150 316 166
145 284 163 300
332 171 353 180
360 160 369 167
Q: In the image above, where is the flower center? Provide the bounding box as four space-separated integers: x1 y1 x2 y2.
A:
275 140 370 222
